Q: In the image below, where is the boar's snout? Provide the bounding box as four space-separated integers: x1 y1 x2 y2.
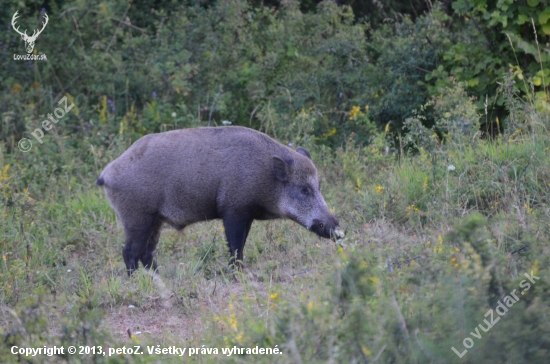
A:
311 215 344 240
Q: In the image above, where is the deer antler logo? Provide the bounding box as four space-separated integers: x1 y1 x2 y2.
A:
11 11 49 54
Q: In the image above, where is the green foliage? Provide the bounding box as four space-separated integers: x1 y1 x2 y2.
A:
433 0 550 125
366 10 453 131
231 212 550 363
0 289 129 363
1 2 550 363
1 0 386 150
2 72 550 364
2 0 548 153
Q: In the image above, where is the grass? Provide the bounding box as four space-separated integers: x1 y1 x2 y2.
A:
1 101 550 363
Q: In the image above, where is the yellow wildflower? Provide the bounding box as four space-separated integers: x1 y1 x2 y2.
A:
0 164 10 182
326 128 337 137
406 204 419 212
532 259 539 276
66 93 79 115
229 313 237 330
130 333 140 343
11 84 23 94
99 95 107 123
349 105 362 120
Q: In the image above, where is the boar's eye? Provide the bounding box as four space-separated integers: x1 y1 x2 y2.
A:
300 186 310 196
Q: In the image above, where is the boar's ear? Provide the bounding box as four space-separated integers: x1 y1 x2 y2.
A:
273 156 290 181
296 147 311 160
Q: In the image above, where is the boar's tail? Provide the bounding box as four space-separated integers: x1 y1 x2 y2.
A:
95 177 105 186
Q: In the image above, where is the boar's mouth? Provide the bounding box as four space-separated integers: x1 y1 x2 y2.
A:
310 218 343 240
286 213 344 241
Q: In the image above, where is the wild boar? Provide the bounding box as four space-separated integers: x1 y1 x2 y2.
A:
96 126 344 274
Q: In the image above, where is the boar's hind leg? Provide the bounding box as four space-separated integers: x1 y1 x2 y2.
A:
223 215 253 270
140 218 163 272
122 215 162 275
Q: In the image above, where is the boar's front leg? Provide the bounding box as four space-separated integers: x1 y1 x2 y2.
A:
223 213 253 270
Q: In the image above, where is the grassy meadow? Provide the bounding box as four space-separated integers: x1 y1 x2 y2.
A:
1 0 550 363
2 98 550 363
